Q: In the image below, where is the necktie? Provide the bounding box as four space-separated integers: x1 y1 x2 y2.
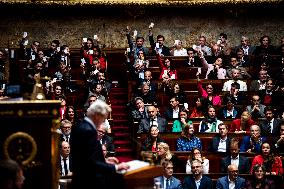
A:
63 158 68 176
166 178 170 189
270 121 273 133
65 136 69 143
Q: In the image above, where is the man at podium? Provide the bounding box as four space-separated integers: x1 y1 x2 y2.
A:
70 100 129 189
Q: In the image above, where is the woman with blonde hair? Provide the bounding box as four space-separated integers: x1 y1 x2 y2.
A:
230 111 255 133
186 148 209 174
156 142 183 172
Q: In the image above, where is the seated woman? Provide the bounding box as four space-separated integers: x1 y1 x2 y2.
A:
142 125 165 152
186 148 209 174
246 164 275 189
172 110 193 132
240 125 266 153
190 96 207 118
156 48 177 80
156 142 183 172
176 124 202 151
250 142 283 175
65 106 79 127
230 111 255 134
197 73 222 106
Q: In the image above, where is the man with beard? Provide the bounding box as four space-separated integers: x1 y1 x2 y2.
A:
183 160 213 189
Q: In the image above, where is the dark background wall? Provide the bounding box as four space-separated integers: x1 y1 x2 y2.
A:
0 4 283 49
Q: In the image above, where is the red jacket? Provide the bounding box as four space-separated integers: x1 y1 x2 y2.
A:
230 119 255 133
156 54 177 79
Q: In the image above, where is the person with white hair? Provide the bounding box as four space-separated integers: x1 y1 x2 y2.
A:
70 100 129 189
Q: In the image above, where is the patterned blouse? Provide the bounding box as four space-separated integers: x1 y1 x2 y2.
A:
176 136 202 151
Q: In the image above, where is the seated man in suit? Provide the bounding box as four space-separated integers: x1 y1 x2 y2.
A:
139 70 157 93
246 94 266 119
221 138 250 174
164 96 181 121
97 123 115 153
134 83 157 105
154 160 182 189
183 159 213 189
131 97 149 122
138 105 167 133
249 69 268 91
208 123 231 153
184 47 203 67
216 164 246 189
59 141 72 176
260 106 282 136
59 119 72 143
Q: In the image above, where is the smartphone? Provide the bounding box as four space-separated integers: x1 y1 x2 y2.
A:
23 32 28 38
126 48 131 52
174 40 179 45
89 50 94 54
93 35 98 40
133 30 137 36
23 40 29 46
156 43 159 48
83 38 87 43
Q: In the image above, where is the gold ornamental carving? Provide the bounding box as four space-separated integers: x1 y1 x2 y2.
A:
3 132 37 166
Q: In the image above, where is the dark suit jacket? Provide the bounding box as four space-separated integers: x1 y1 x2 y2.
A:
260 118 282 136
149 35 171 56
164 107 180 121
101 134 115 152
249 80 263 91
234 45 256 56
208 134 231 153
138 117 168 133
216 176 246 189
184 56 203 67
221 155 250 174
70 118 122 189
131 109 148 122
59 155 73 176
155 176 182 189
183 175 213 189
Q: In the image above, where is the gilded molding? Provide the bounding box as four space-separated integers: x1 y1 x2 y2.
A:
0 0 282 7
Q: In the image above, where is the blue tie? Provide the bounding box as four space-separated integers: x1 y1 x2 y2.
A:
166 178 170 189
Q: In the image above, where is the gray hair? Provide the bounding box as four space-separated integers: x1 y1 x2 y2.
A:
87 99 111 117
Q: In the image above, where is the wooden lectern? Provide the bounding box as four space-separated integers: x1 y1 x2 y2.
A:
0 100 61 189
124 165 163 189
